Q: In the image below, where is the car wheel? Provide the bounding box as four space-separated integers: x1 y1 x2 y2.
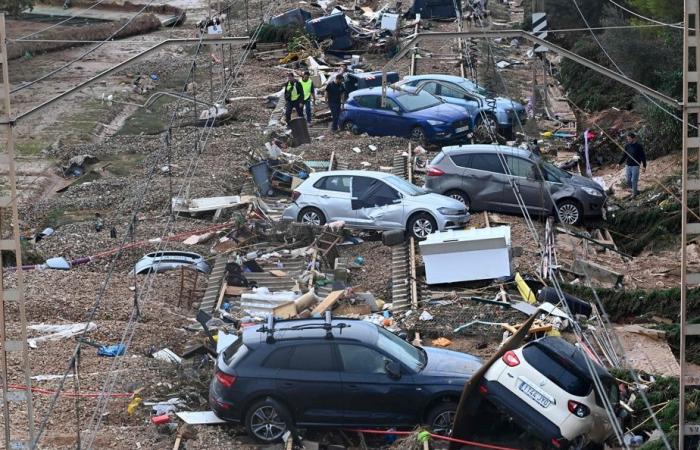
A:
445 189 470 209
410 126 427 145
298 207 326 226
408 212 437 240
343 120 359 135
474 114 498 143
426 402 457 435
556 200 582 225
245 398 292 444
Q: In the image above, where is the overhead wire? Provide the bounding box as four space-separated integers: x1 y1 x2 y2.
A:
11 0 158 94
81 2 277 446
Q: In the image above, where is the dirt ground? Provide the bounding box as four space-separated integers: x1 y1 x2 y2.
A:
0 0 690 448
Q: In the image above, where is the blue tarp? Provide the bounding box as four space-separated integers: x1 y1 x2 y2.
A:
98 344 126 357
270 8 312 27
410 0 461 18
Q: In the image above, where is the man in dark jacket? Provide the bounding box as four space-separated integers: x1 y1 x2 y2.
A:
618 132 647 197
325 74 346 132
284 72 304 126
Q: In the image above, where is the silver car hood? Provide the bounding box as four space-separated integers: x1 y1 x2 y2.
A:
404 193 465 210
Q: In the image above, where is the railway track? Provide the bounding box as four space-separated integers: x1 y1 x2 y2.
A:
390 152 420 311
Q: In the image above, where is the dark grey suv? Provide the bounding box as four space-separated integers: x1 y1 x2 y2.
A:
424 145 606 225
209 317 481 443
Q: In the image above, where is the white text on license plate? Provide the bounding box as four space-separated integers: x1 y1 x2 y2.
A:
456 126 469 133
518 380 551 408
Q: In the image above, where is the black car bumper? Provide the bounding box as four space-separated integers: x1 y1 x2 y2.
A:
209 383 242 422
480 380 569 448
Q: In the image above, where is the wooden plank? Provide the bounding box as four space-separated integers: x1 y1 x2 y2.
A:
269 270 288 277
333 303 371 316
225 286 248 296
272 301 297 319
214 281 227 312
310 290 344 315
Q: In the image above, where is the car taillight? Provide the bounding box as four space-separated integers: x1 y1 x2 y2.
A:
426 166 445 177
215 371 237 388
478 385 488 395
551 438 562 448
501 351 520 367
291 191 301 202
567 400 590 418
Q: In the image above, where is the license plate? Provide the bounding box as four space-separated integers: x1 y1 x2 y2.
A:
456 126 469 133
518 379 551 408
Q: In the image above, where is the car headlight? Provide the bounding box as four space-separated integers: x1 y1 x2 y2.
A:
438 207 463 215
427 119 446 126
582 187 603 197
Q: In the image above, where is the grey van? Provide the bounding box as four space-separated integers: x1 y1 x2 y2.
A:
424 145 606 225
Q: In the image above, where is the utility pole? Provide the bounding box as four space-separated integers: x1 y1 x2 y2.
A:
680 2 700 448
0 13 36 450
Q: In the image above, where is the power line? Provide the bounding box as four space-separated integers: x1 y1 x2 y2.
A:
605 0 683 30
11 0 157 94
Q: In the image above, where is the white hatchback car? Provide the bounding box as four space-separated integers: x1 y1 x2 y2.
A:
480 337 619 449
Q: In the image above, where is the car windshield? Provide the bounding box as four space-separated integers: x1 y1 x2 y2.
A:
458 80 494 97
395 90 441 112
384 175 428 196
376 327 425 371
540 160 573 182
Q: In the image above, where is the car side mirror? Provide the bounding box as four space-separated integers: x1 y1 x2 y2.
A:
386 360 401 380
392 107 401 114
392 198 402 204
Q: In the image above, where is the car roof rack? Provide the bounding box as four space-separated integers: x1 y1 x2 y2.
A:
256 311 350 343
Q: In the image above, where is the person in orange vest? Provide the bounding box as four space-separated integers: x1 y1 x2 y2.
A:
284 72 304 126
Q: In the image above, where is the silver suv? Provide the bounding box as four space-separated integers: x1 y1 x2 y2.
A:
283 170 470 239
424 145 606 225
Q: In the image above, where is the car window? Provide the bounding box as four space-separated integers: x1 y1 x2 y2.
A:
505 155 537 178
376 327 424 372
338 344 391 374
385 98 401 111
431 152 445 165
223 339 248 366
541 160 572 182
450 154 471 168
469 153 505 174
394 90 441 112
440 83 464 99
262 347 292 369
355 95 379 109
594 378 620 408
422 82 438 95
288 344 336 371
523 344 592 397
351 177 400 208
384 175 427 196
315 175 351 193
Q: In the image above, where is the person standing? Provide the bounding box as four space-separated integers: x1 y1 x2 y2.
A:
618 132 647 197
283 72 304 126
299 71 316 125
325 74 346 132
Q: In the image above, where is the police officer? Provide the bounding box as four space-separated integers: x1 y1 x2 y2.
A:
299 71 316 125
284 72 304 126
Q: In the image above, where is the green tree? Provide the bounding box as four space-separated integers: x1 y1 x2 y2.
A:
0 0 34 17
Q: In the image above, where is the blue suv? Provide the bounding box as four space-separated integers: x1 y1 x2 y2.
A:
400 75 527 140
339 87 473 145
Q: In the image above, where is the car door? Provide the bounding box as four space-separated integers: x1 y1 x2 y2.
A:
312 175 356 223
502 155 552 214
460 153 512 212
352 95 380 133
336 343 420 426
272 343 344 424
364 97 406 136
438 82 480 126
351 176 404 230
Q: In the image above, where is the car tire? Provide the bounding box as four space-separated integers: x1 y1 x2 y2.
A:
426 401 457 435
445 189 470 209
244 398 292 444
343 120 359 135
408 212 437 240
298 207 326 226
410 126 427 145
556 199 583 226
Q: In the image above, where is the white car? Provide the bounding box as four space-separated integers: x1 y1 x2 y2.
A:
480 337 619 449
282 170 470 239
